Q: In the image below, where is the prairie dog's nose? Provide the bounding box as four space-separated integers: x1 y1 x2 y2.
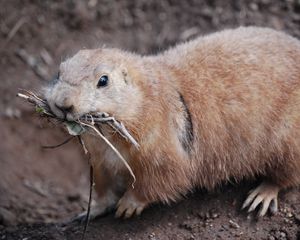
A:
51 96 75 120
55 103 74 115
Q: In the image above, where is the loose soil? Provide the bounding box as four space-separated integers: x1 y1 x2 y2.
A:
0 0 300 239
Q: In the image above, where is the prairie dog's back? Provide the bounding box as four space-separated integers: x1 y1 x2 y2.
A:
150 27 300 188
163 27 300 69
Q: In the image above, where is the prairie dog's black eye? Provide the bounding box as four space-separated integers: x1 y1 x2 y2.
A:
97 75 109 88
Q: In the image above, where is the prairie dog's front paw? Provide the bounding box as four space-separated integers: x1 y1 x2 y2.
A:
68 189 119 223
115 191 147 219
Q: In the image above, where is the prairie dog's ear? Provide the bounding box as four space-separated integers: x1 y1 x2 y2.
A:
121 67 127 77
121 66 129 84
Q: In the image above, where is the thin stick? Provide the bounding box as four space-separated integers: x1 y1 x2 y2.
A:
83 115 140 149
81 165 93 240
17 91 55 117
42 136 74 149
26 90 46 103
79 121 136 188
77 136 89 155
77 136 93 240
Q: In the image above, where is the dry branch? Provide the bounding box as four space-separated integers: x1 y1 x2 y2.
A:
17 90 140 238
17 90 138 184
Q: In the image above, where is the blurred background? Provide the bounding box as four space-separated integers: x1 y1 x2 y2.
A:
0 0 299 239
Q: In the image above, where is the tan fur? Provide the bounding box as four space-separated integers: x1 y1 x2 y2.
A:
45 27 300 217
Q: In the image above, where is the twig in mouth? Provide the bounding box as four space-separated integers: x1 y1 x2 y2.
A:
17 90 140 149
81 114 140 149
78 120 136 188
17 90 139 238
17 90 55 118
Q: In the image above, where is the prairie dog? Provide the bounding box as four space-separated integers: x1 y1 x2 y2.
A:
45 27 300 219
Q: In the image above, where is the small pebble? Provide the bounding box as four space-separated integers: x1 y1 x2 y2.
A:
280 231 286 238
229 219 240 229
294 214 300 223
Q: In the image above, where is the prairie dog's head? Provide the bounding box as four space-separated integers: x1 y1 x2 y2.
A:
45 48 143 122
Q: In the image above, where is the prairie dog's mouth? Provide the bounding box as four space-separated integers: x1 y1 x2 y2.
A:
78 112 110 122
50 107 76 121
66 112 76 121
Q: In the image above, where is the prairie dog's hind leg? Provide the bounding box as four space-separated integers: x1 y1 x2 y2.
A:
242 181 280 217
70 189 119 223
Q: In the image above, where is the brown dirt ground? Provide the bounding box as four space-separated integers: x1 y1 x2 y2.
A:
0 0 300 239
